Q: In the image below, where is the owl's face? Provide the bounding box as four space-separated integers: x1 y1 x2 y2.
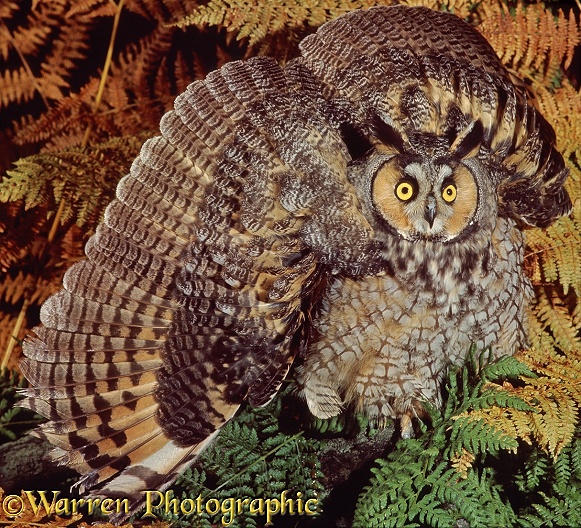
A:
371 156 479 242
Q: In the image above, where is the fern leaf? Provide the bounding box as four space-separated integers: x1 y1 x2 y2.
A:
514 450 551 493
519 348 581 395
478 1 581 81
451 410 520 456
0 271 60 307
164 391 323 527
528 310 561 351
66 0 117 18
37 16 92 101
173 0 387 47
481 355 536 381
554 442 574 491
0 134 147 227
533 287 581 352
12 80 96 147
450 448 476 479
0 67 37 107
523 381 578 459
400 0 472 20
520 492 581 528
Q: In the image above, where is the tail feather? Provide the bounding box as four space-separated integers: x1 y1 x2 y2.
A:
94 430 222 524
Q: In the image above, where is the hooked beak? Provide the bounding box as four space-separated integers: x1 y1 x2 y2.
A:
424 195 436 228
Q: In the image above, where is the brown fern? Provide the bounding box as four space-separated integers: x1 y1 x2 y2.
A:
478 1 581 83
400 0 473 20
453 345 581 468
0 2 92 109
0 0 248 383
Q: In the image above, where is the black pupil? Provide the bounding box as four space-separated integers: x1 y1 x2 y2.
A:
446 188 453 195
402 186 409 194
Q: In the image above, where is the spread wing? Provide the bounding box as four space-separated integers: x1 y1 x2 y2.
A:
19 55 372 512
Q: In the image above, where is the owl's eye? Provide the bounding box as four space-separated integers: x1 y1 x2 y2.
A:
395 180 416 202
442 183 457 203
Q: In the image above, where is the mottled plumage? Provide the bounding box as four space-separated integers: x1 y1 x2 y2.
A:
20 4 571 518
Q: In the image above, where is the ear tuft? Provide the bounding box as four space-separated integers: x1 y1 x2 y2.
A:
450 120 483 159
372 113 406 153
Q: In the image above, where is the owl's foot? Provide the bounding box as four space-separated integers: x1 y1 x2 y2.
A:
400 413 414 439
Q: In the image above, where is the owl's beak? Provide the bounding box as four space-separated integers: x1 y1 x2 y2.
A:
424 195 437 228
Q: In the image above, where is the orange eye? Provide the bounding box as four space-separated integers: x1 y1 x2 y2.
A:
395 181 415 201
442 183 457 202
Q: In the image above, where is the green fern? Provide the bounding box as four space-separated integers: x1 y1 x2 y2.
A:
0 134 148 227
353 436 516 528
352 353 581 528
353 354 522 528
0 367 42 442
145 350 581 527
159 388 324 528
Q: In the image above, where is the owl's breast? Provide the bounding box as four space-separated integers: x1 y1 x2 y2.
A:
299 217 532 421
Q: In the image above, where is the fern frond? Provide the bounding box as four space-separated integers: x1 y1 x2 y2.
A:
519 491 581 528
467 382 537 446
528 79 581 299
161 396 323 527
532 287 581 352
109 25 183 118
0 271 59 307
0 67 37 107
526 220 581 296
173 0 388 48
0 4 20 61
1 15 52 65
36 17 92 101
478 1 581 81
481 355 536 381
514 449 551 494
455 347 581 461
0 2 94 110
536 80 581 159
66 0 117 19
519 348 581 392
354 435 516 528
451 408 520 457
450 447 476 479
0 134 146 227
524 381 577 459
528 306 564 351
12 82 96 147
400 0 472 20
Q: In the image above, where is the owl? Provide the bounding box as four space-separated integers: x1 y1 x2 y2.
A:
20 3 571 518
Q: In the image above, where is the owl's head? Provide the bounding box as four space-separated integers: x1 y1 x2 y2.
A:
347 116 492 244
372 155 479 243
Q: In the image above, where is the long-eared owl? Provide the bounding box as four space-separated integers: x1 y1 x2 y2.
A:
20 3 571 516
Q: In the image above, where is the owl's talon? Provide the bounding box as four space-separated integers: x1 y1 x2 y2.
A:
400 414 414 439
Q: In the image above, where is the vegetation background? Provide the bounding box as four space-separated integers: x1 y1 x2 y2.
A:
0 0 579 526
